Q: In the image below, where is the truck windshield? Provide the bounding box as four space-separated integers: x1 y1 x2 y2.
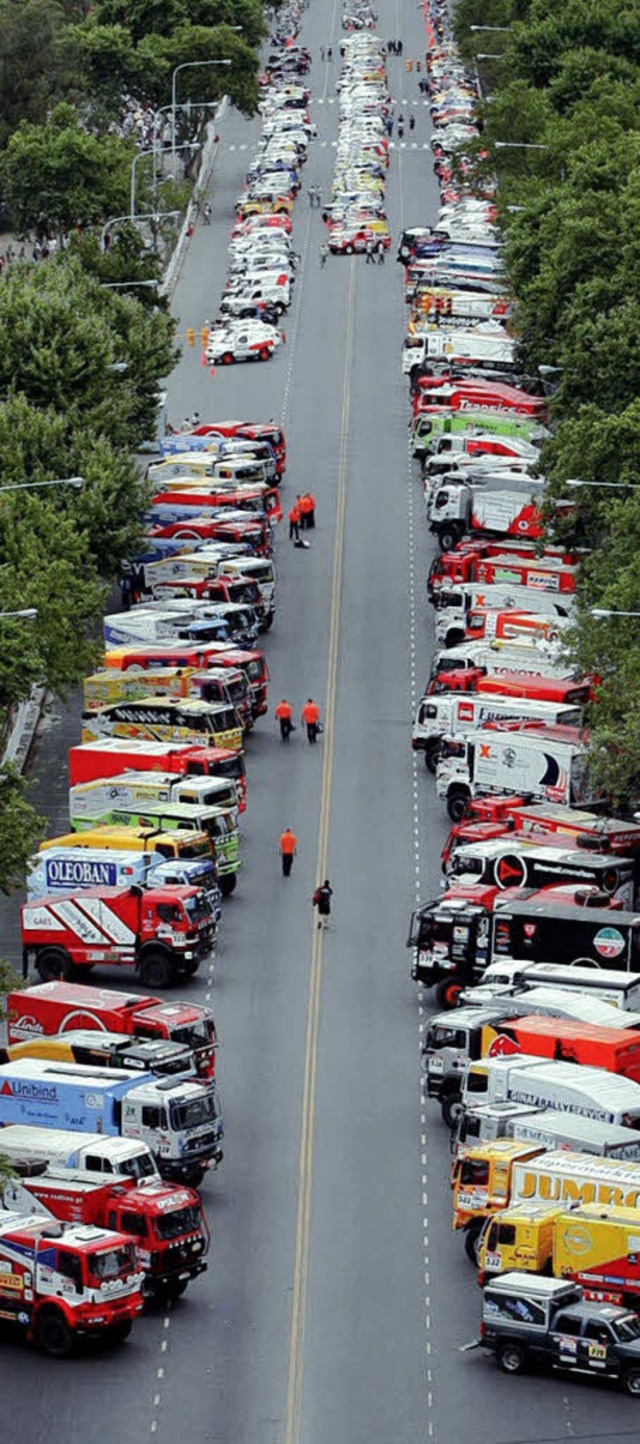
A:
209 709 237 732
245 659 263 682
450 855 483 879
460 1158 489 1187
155 1204 202 1241
121 1153 157 1181
614 1315 640 1343
184 893 210 924
172 1020 216 1049
87 1242 136 1284
171 1091 219 1132
211 814 234 838
175 838 212 861
428 1024 469 1050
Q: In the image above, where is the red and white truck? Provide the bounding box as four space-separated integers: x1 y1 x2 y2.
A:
427 542 579 602
0 1209 143 1355
425 665 591 705
20 884 214 989
7 981 218 1078
435 721 591 821
441 799 640 872
68 737 247 810
2 1169 208 1303
412 691 583 772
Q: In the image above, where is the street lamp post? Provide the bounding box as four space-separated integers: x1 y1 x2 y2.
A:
0 609 38 621
171 59 231 164
494 140 549 151
470 25 510 31
101 211 182 252
566 479 640 491
592 609 640 620
152 101 220 183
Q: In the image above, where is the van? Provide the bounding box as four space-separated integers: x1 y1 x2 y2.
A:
69 799 240 895
81 697 244 753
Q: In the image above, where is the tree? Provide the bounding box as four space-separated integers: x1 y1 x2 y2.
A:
0 770 44 895
0 0 82 149
134 25 259 115
91 0 266 46
1 104 134 235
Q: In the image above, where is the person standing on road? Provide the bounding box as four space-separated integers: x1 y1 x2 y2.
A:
301 698 320 743
275 698 294 741
365 240 375 264
313 879 333 929
377 245 385 265
320 45 325 60
301 492 316 528
320 243 329 267
280 827 297 877
409 114 415 133
288 500 301 541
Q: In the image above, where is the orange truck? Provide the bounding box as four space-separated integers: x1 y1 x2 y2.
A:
487 1014 640 1084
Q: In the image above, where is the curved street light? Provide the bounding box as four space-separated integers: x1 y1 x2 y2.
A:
591 608 640 620
172 60 232 163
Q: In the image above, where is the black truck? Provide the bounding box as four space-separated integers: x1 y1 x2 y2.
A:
477 1272 640 1395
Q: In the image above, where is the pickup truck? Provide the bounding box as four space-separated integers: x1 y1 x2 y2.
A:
477 1272 640 1394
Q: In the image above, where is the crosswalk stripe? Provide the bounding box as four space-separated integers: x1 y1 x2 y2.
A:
317 97 324 104
228 143 236 151
321 140 327 147
411 142 418 149
239 143 247 150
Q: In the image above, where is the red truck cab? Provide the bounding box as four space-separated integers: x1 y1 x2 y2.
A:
7 981 218 1078
68 738 247 811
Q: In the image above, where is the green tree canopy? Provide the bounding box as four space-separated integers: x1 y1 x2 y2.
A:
1 104 134 234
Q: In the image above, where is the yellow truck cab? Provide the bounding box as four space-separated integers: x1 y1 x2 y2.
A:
479 1201 640 1310
452 1139 544 1259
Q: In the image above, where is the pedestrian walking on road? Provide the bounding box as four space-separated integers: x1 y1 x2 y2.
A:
377 245 385 264
300 492 316 528
301 698 321 743
409 114 415 133
308 186 315 207
320 45 325 60
320 243 329 268
203 203 212 225
313 880 333 929
280 827 297 877
288 500 301 541
327 46 333 60
365 240 375 264
275 699 294 741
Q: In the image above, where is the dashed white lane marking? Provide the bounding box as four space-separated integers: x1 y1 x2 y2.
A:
228 143 236 151
239 143 247 150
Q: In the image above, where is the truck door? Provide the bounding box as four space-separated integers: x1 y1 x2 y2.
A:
577 1319 620 1378
550 1311 583 1372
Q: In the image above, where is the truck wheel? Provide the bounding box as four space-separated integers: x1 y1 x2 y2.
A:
262 613 274 631
442 1091 464 1130
158 1279 189 1303
435 978 463 1010
623 1368 640 1396
464 1221 483 1265
497 1342 526 1375
438 525 460 553
139 950 175 990
36 1308 74 1358
424 742 439 774
220 874 237 897
447 789 469 824
36 947 71 983
445 630 465 649
177 1164 206 1187
182 958 201 977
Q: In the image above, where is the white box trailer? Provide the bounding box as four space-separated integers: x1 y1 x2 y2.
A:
412 692 582 771
461 1056 640 1129
434 581 574 649
472 963 640 1011
435 722 590 821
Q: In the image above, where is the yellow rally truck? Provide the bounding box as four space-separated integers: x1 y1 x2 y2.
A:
478 1201 640 1309
69 799 240 897
453 1144 640 1263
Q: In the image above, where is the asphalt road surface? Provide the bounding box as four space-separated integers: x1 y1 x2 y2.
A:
2 4 640 1443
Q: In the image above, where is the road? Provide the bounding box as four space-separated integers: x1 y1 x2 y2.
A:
1 3 639 1442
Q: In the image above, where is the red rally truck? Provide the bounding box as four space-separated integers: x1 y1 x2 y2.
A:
3 1169 209 1303
7 980 218 1078
0 1210 143 1355
68 737 247 811
20 884 214 990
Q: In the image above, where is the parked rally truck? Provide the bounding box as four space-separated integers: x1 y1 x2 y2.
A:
0 1209 144 1356
476 1272 640 1396
436 722 591 822
2 1169 208 1303
452 1143 640 1262
6 981 218 1079
26 844 222 922
412 692 582 772
453 1106 640 1168
0 1124 159 1182
68 737 248 810
0 1058 223 1186
1 1028 198 1077
428 474 547 553
477 1200 640 1307
20 884 214 988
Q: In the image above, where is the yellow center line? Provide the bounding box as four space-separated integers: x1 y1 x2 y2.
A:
284 256 358 1444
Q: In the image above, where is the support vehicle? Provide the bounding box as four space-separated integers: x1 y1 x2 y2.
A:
26 844 222 921
2 1028 197 1077
68 738 248 809
435 722 591 821
477 1272 640 1395
412 692 582 772
68 800 240 896
81 697 244 754
0 1124 159 1180
21 883 214 987
6 981 218 1078
491 896 640 973
477 1200 640 1303
2 1170 208 1303
0 1210 143 1355
0 1058 223 1185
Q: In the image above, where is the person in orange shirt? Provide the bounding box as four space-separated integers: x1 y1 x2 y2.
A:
288 501 300 541
299 493 316 529
275 698 293 741
279 826 297 876
301 698 320 743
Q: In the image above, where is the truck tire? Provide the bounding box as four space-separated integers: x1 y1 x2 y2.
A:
438 524 461 553
138 949 175 990
442 1090 464 1130
623 1368 640 1396
106 1320 133 1344
435 978 463 1010
36 1307 75 1358
447 788 470 824
445 630 465 649
156 1279 189 1303
219 874 237 897
35 947 72 983
464 1221 483 1265
497 1341 526 1375
424 741 440 774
